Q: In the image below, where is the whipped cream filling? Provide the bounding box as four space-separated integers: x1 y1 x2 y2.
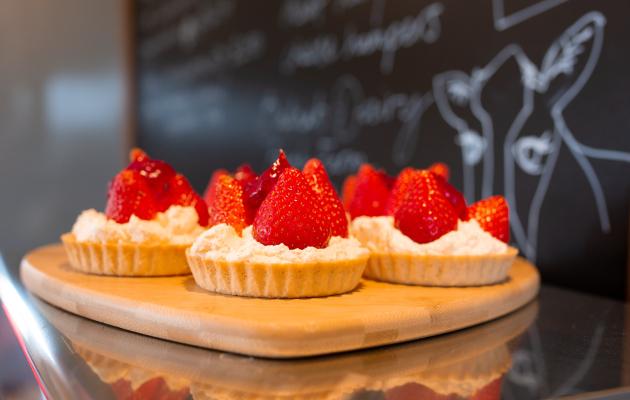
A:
350 216 508 256
190 224 369 263
72 206 204 245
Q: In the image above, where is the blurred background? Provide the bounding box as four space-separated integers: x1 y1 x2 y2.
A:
0 0 125 278
1 0 630 396
0 1 125 397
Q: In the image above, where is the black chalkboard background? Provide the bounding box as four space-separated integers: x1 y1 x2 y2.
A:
133 0 630 299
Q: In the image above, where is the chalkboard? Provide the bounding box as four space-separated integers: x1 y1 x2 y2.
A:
133 0 630 299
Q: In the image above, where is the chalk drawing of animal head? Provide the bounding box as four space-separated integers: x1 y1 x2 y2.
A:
433 46 523 202
433 71 486 201
443 75 489 167
504 12 608 260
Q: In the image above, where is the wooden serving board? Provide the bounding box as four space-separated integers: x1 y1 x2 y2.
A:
21 244 539 358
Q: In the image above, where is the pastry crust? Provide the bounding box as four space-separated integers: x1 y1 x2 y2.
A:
186 249 368 298
363 247 518 286
61 233 191 276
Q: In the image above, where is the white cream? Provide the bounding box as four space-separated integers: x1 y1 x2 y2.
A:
190 224 369 264
350 216 508 255
72 206 204 245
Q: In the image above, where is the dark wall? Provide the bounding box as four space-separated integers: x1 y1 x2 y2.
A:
134 0 630 299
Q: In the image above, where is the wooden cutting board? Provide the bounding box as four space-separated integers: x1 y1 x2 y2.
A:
21 244 539 358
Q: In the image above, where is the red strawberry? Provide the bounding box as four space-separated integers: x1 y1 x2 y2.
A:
107 149 209 226
244 150 291 214
465 195 510 243
234 163 257 187
341 174 357 209
189 194 210 227
203 169 229 206
303 158 348 237
105 169 157 223
168 174 210 226
207 174 248 234
394 170 458 244
433 173 467 218
127 151 176 195
471 377 503 400
253 168 331 249
348 164 391 219
162 174 192 208
385 167 420 215
428 162 450 181
378 169 396 189
385 168 466 218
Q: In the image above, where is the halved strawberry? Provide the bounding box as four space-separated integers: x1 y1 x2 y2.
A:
244 150 291 215
234 163 257 187
465 195 509 243
127 151 176 195
107 149 209 225
105 169 157 223
168 174 210 226
348 164 391 219
207 174 248 234
394 170 457 244
428 162 450 181
303 158 348 237
341 174 357 209
253 168 331 249
203 169 229 206
385 167 420 215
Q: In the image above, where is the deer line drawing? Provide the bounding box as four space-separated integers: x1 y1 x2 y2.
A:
433 44 527 202
433 11 630 261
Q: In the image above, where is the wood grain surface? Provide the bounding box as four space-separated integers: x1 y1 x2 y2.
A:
21 244 540 358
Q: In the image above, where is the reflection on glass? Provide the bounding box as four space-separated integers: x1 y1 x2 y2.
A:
36 299 537 400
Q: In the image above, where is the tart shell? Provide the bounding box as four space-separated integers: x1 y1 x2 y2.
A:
186 249 368 298
61 233 191 276
363 247 519 287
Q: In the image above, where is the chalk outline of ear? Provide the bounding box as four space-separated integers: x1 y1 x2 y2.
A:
543 12 610 242
433 71 479 201
547 11 630 235
492 0 569 31
433 44 525 202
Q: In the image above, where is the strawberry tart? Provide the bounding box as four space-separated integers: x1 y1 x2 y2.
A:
61 149 209 276
187 151 369 298
346 164 518 286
